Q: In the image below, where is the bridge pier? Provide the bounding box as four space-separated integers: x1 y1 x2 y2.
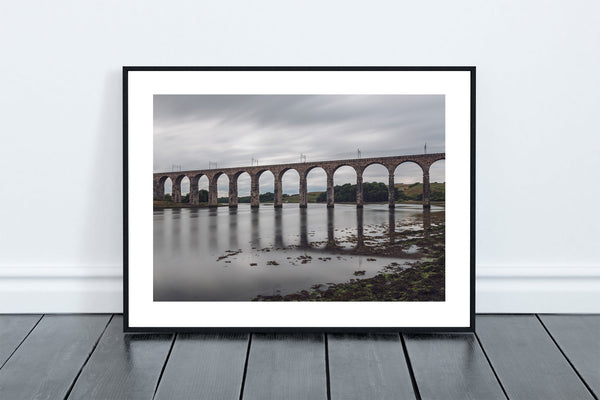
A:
172 180 182 203
388 171 395 208
326 171 335 208
423 169 431 208
208 179 218 207
228 177 238 207
250 174 260 208
299 174 307 208
190 179 199 205
356 170 363 208
154 180 165 200
274 175 283 208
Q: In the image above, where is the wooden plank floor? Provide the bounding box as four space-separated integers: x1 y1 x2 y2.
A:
0 315 597 399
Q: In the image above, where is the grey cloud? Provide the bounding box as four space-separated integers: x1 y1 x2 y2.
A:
155 95 445 195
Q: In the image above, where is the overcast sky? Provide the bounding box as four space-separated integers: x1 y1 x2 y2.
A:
154 95 445 197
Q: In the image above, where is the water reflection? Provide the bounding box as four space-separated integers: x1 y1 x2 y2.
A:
388 208 395 244
356 207 365 250
423 208 431 240
274 208 284 248
250 208 260 248
154 203 443 301
326 208 336 249
299 208 308 248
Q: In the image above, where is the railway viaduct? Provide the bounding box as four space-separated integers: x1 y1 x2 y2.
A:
153 153 445 208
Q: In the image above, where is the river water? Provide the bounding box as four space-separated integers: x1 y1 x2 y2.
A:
154 203 442 301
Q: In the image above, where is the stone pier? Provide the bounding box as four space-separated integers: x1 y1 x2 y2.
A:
250 174 260 208
228 176 238 208
326 171 335 208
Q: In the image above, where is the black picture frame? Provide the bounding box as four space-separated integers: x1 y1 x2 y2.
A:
123 66 475 333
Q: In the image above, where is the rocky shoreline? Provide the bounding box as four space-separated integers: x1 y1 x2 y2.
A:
252 211 445 301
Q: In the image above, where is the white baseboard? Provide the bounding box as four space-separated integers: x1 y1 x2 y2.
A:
0 267 122 313
1 266 599 314
476 266 600 313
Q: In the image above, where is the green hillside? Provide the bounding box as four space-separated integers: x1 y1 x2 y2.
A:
283 192 322 203
280 182 445 203
395 182 445 201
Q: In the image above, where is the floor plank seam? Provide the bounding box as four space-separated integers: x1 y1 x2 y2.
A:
535 314 599 400
63 314 114 400
473 331 510 400
0 314 43 372
152 332 177 400
400 333 422 400
238 333 253 400
324 334 331 400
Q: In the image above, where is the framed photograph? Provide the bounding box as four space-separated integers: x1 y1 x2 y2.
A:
123 67 475 332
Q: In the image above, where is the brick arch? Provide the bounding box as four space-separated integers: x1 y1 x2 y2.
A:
190 173 205 187
277 167 300 181
153 175 171 200
173 174 187 185
332 163 360 175
304 165 326 178
394 159 426 174
169 174 187 203
209 171 227 185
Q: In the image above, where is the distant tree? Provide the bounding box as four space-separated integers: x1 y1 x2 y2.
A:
260 192 274 202
430 189 445 201
164 194 172 202
396 190 408 201
198 189 208 202
314 182 394 203
363 182 388 202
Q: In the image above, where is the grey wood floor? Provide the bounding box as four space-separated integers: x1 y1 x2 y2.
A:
0 315 597 400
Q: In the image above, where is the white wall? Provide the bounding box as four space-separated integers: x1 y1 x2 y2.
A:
1 0 598 313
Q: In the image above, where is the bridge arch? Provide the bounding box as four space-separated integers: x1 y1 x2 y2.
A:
179 176 191 203
207 172 229 207
332 163 359 175
154 175 169 200
229 171 250 207
169 174 187 203
394 161 427 207
332 165 357 207
275 168 300 207
249 169 274 207
362 162 392 206
427 159 445 203
305 166 327 207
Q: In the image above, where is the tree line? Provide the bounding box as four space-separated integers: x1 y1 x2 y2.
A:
165 182 444 203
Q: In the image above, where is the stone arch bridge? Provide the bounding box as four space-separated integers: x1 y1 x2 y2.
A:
153 153 445 208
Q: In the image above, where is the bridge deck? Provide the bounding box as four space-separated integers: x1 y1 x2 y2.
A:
153 152 445 176
0 314 597 399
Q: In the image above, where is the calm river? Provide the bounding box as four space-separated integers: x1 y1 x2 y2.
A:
154 203 442 301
